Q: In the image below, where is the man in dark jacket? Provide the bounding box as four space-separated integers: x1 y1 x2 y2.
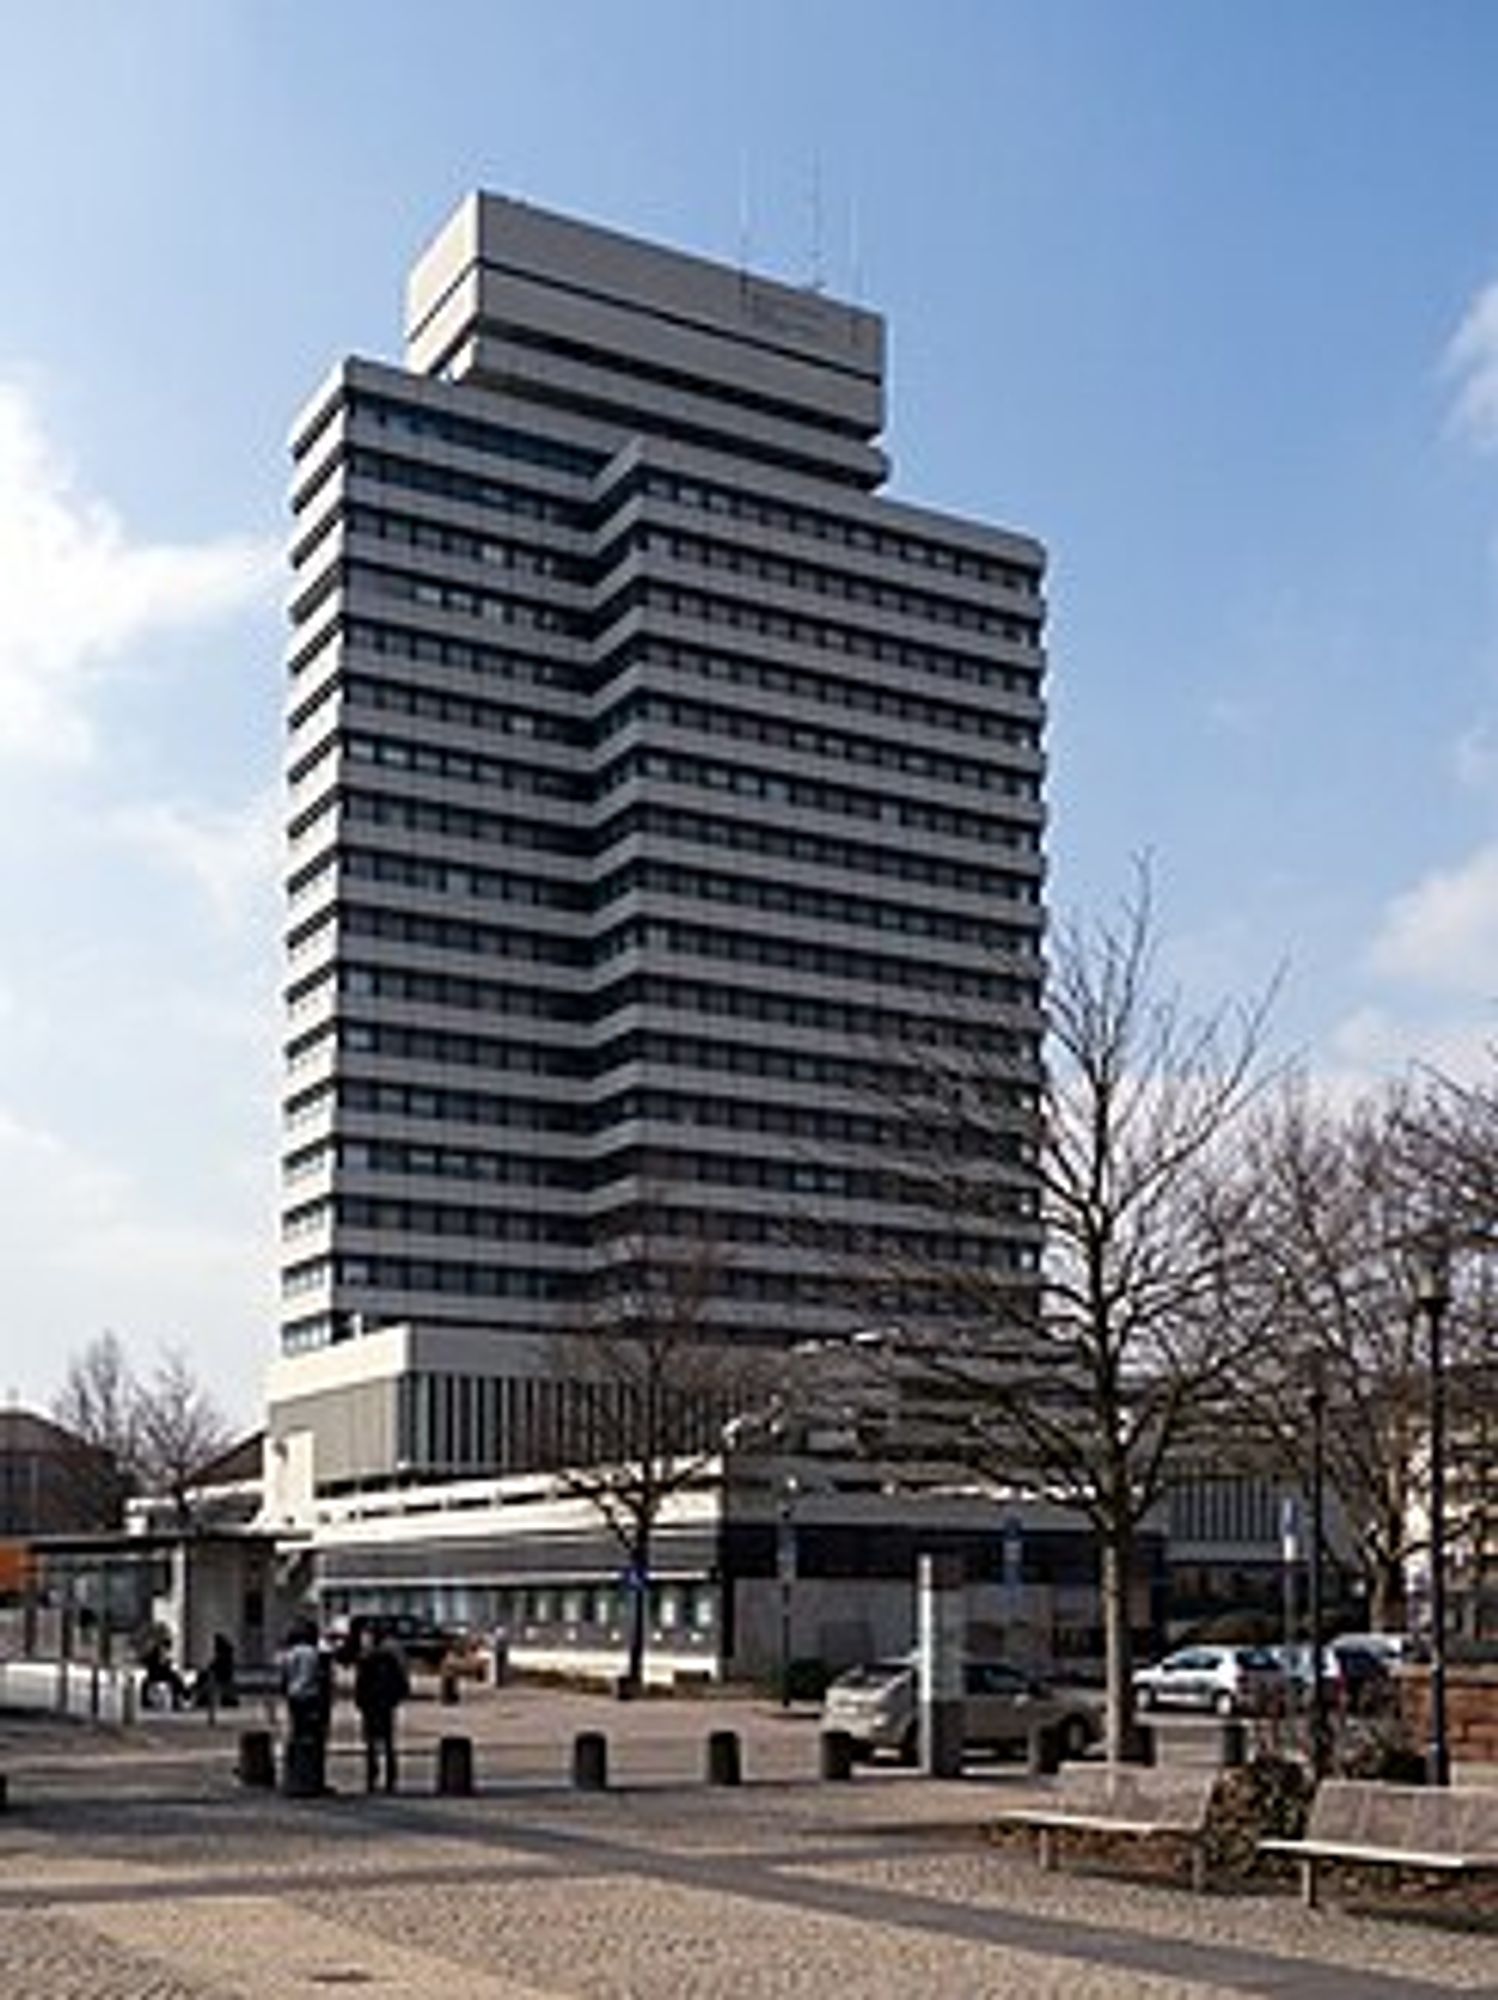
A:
354 1627 410 1793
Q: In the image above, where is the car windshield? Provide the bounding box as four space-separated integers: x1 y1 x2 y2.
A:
834 1661 911 1689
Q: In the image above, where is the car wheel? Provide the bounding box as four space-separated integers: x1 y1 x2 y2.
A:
1214 1690 1235 1717
1060 1716 1090 1762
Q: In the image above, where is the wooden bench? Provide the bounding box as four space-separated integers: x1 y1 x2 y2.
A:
1261 1779 1498 1910
996 1764 1219 1892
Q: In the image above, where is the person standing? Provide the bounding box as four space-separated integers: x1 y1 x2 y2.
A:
280 1618 333 1795
354 1626 409 1793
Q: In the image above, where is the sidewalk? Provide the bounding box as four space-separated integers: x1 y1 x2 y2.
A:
2 1694 1496 1997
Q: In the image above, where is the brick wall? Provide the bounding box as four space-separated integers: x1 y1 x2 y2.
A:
1397 1667 1498 1766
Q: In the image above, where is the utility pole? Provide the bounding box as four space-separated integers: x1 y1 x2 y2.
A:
1414 1232 1452 1787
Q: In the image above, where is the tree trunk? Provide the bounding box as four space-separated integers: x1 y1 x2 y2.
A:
1370 1549 1407 1631
1101 1526 1138 1763
623 1525 651 1695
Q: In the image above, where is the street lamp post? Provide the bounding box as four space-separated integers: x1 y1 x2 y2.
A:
1413 1232 1452 1788
1308 1357 1330 1780
777 1474 799 1708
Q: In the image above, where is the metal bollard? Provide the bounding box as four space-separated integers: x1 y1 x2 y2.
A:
820 1729 856 1782
439 1668 460 1707
1220 1718 1248 1769
573 1730 609 1791
0 1773 9 1813
282 1732 325 1798
706 1729 742 1787
1027 1721 1062 1777
237 1728 276 1789
436 1734 474 1796
1123 1721 1156 1767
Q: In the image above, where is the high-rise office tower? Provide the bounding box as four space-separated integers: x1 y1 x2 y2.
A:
270 194 1045 1500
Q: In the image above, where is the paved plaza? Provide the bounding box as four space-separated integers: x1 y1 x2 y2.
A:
2 1686 1496 1998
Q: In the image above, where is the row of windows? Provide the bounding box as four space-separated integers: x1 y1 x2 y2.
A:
597 858 1033 951
633 466 1040 595
598 688 1039 792
286 959 583 1025
336 846 586 913
294 729 583 800
630 525 1015 638
592 1085 1031 1149
285 1195 584 1246
330 900 586 968
343 443 584 526
322 786 1031 905
291 1012 1009 1100
287 899 586 972
341 501 587 581
337 961 581 1020
288 1017 582 1079
284 1255 572 1301
599 802 1038 900
596 916 1042 1000
355 394 605 479
284 1136 582 1190
286 1191 1026 1269
286 1076 581 1135
341 787 584 858
590 1028 1039 1102
333 671 583 747
610 576 1041 676
284 1249 1025 1311
597 1142 999 1205
638 631 1039 726
603 1203 1033 1257
283 960 1041 1057
594 973 1042 1055
295 613 577 698
597 743 1041 832
351 558 581 637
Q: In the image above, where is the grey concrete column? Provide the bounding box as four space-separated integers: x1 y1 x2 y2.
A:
918 1550 965 1778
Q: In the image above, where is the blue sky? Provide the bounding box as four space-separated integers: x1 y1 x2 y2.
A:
2 0 1497 1423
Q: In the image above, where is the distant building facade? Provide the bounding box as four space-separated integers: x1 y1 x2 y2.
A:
0 1408 121 1536
270 192 1047 1506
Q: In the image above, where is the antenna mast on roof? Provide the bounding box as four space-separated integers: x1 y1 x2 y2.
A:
807 153 826 294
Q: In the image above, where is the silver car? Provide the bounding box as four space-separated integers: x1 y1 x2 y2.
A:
1133 1644 1283 1716
822 1655 1099 1764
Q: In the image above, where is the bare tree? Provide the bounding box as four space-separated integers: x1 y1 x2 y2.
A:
52 1336 231 1529
553 1224 775 1695
1230 1080 1498 1633
135 1349 232 1526
1229 1087 1432 1627
862 869 1275 1759
51 1331 143 1526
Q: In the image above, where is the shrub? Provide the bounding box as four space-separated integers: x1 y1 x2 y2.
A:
1203 1755 1313 1880
1335 1717 1427 1784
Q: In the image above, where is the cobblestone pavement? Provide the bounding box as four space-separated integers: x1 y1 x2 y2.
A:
2 1694 1497 1997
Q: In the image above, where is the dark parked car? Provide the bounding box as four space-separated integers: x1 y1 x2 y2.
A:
333 1613 453 1670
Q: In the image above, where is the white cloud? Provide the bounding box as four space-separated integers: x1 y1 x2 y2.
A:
0 1102 268 1422
108 784 281 927
1446 280 1498 454
1451 718 1498 795
0 380 276 765
1325 1003 1497 1091
1367 842 1498 996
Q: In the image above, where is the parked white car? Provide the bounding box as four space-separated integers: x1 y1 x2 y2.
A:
823 1655 1100 1764
1133 1645 1283 1716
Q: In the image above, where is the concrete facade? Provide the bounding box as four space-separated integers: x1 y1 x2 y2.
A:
274 192 1046 1498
